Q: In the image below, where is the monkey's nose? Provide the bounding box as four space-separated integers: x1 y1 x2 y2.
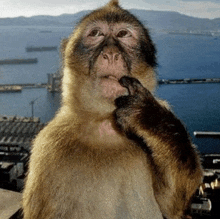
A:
101 51 121 63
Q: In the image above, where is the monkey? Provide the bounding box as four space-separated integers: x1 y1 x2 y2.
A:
22 0 203 218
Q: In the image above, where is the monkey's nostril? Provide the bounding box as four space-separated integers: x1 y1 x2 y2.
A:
115 54 119 61
102 53 108 60
104 55 108 59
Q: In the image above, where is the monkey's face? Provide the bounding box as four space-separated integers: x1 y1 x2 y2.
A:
63 1 157 111
83 21 142 100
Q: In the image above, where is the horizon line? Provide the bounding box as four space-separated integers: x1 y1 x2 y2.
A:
0 8 219 20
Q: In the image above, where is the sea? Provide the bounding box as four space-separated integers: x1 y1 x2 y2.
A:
0 26 220 154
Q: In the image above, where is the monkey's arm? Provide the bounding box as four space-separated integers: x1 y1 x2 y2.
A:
114 76 203 219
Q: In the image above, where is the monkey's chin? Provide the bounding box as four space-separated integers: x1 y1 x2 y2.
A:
99 76 128 100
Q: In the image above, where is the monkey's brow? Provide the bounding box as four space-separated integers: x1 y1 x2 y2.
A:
85 21 138 31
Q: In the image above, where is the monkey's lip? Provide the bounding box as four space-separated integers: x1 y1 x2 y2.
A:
101 75 121 81
99 75 128 99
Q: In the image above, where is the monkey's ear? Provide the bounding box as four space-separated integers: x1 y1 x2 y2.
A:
107 0 119 7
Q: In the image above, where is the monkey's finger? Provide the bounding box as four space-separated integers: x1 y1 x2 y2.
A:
115 95 133 108
119 76 144 95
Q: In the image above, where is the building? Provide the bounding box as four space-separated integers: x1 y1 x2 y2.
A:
0 116 44 191
190 155 220 218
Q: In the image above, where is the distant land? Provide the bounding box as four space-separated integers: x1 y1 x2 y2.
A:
0 9 220 32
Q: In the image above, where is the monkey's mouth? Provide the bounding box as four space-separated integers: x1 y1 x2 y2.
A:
99 75 128 99
102 75 119 81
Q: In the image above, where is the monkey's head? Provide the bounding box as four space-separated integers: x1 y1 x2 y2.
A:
62 0 157 116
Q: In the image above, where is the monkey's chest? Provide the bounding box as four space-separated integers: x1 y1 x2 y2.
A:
66 151 163 219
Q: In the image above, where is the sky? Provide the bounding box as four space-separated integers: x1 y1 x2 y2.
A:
1 0 220 19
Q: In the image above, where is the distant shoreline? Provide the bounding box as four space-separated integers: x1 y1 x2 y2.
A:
159 78 220 85
167 30 220 37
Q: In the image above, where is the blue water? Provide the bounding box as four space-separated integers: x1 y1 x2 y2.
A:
0 26 220 153
0 26 73 84
157 83 220 154
0 88 61 123
155 33 220 79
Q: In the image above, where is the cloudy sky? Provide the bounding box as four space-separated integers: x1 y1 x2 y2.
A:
1 0 220 19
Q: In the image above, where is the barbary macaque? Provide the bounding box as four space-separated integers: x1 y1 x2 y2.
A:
23 0 203 218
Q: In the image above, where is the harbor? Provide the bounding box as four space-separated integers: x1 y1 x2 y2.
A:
0 86 22 93
0 83 47 92
158 78 220 85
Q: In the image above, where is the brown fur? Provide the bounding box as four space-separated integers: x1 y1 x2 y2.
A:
22 1 203 218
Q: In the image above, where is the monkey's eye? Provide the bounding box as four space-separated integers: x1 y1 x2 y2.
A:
88 29 104 37
116 30 131 38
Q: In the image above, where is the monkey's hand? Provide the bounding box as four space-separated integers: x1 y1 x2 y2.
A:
114 76 202 219
114 76 173 137
114 76 192 148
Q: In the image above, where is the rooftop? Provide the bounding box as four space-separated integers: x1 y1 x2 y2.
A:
0 116 44 149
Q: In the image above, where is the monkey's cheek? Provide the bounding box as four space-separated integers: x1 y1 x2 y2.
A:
99 79 129 100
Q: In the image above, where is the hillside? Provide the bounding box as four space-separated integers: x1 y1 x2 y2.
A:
131 10 220 31
0 9 219 31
